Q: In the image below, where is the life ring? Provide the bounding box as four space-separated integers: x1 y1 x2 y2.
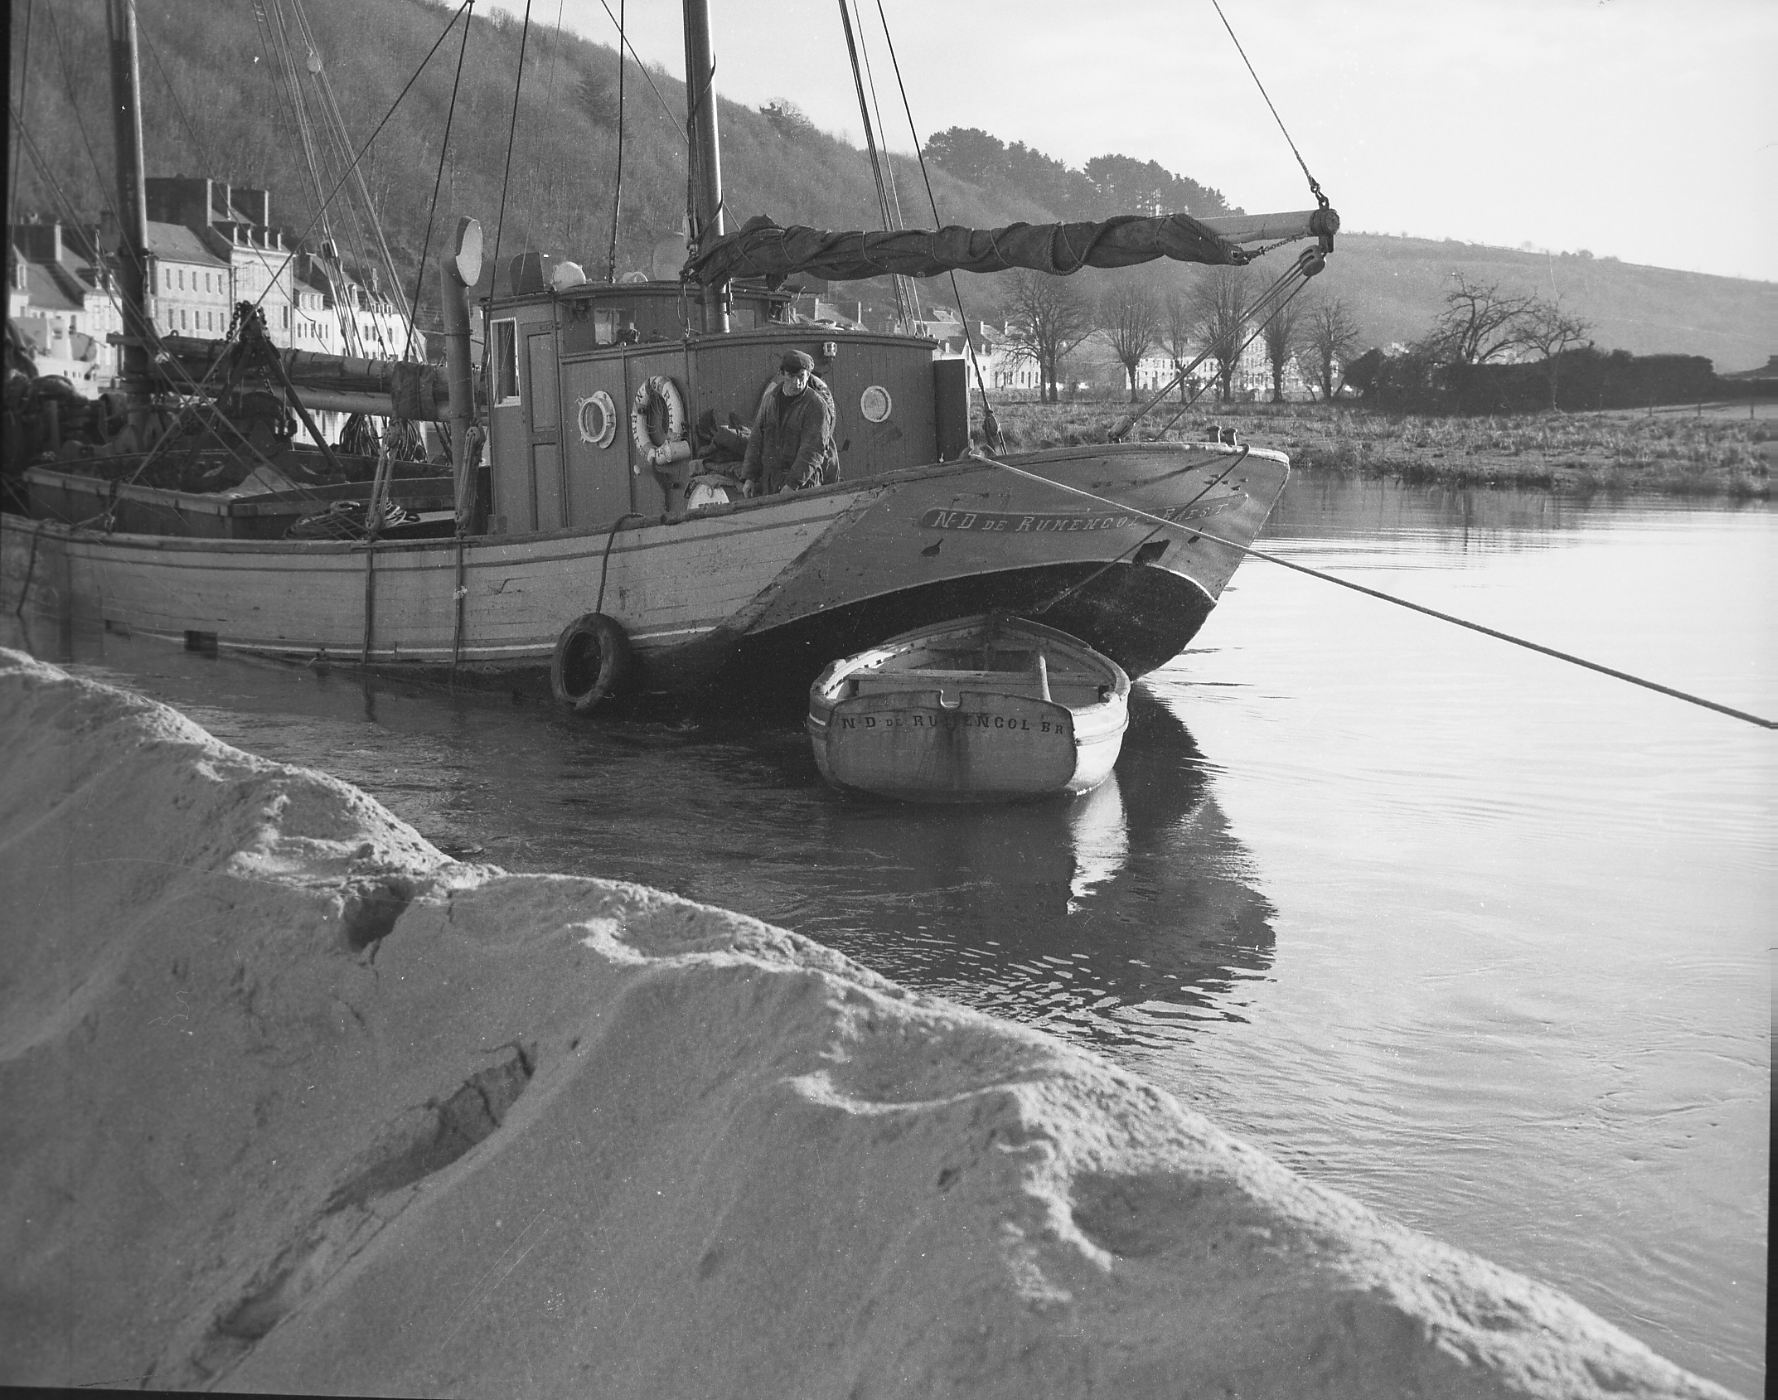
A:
577 390 619 448
629 375 688 465
550 612 633 713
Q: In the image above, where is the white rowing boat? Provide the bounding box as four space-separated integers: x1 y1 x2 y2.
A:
807 614 1130 802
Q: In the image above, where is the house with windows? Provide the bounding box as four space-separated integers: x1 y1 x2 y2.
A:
143 175 420 358
911 308 1038 397
146 177 302 349
8 178 423 398
1122 335 1323 402
6 220 124 392
291 254 417 360
142 219 235 341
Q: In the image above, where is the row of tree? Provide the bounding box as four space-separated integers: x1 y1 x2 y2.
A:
986 266 1364 406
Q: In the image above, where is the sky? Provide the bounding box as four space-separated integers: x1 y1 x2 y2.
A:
483 0 1778 284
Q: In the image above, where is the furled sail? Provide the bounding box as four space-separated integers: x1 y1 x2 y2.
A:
687 213 1248 286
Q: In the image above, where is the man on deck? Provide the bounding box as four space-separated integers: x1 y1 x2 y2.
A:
740 349 838 495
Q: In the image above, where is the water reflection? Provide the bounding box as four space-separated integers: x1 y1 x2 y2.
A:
729 686 1279 1048
1267 473 1583 550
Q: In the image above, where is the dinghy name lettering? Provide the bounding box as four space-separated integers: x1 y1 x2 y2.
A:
837 711 1072 734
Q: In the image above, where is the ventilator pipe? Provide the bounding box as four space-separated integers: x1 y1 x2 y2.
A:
440 217 483 527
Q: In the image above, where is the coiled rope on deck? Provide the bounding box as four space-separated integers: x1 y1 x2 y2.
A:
973 452 1778 731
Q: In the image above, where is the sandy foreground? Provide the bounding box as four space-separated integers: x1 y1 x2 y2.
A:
0 647 1742 1399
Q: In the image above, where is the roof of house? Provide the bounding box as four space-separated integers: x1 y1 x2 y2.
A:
1719 354 1778 380
17 261 85 313
144 221 229 267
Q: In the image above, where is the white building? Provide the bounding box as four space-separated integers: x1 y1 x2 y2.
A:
6 221 124 393
912 308 1039 397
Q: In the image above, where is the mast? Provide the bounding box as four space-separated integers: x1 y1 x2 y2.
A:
105 0 153 397
682 0 728 332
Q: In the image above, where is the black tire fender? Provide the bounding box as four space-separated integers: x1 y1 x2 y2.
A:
550 612 632 713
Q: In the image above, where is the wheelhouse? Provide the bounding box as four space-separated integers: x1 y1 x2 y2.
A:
479 264 970 535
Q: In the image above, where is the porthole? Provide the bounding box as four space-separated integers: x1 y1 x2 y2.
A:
576 390 619 448
860 384 892 423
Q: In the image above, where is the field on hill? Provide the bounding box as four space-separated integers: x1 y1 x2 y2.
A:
986 397 1775 500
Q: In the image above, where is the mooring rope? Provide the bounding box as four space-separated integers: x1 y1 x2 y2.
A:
974 452 1777 730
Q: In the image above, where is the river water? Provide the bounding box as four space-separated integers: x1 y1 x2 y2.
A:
5 475 1770 1394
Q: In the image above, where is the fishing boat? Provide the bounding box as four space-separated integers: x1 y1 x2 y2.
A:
807 613 1130 803
3 0 1336 713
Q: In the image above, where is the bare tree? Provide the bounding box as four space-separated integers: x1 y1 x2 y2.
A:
1420 275 1539 365
1097 283 1160 402
998 271 1094 404
1190 267 1253 403
1517 297 1593 410
1300 294 1363 400
1260 299 1303 403
1159 288 1196 401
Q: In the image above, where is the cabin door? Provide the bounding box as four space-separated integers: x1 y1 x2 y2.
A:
525 330 564 531
560 359 633 527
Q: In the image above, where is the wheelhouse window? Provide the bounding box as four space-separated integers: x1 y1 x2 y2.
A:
491 318 520 403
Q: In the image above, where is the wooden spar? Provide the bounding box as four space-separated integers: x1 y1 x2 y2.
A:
282 387 431 417
1200 208 1337 245
154 336 457 421
105 0 152 402
682 0 727 332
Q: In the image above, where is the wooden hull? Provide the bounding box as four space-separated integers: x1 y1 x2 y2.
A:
1 441 1286 705
806 613 1131 802
23 463 456 541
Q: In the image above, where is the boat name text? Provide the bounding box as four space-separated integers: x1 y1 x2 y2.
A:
837 710 1072 734
918 498 1234 533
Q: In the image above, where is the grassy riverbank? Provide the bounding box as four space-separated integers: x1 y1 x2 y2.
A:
986 398 1775 499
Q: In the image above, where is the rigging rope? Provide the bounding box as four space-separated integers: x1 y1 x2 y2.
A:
526 0 569 246
490 0 535 320
837 0 913 328
605 0 626 282
1110 245 1324 441
1210 0 1327 210
10 0 473 510
7 97 245 438
855 3 921 325
402 0 476 362
972 452 1777 731
873 1 999 446
223 0 475 352
139 24 215 180
595 1 687 143
7 0 32 227
3 116 301 501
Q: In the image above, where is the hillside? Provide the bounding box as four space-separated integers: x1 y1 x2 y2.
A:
10 0 1775 374
1306 234 1778 375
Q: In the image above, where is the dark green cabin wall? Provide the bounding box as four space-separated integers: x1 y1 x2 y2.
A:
485 285 953 536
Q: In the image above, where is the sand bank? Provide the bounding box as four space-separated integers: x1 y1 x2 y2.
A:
0 648 1741 1398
